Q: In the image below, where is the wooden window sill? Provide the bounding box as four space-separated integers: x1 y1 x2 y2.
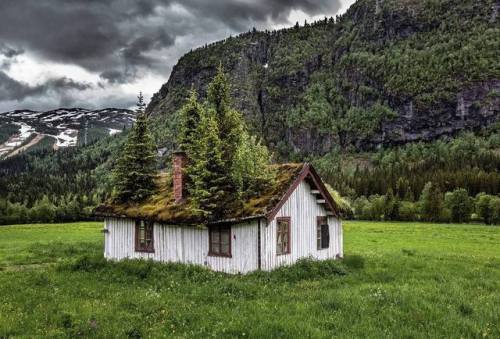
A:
135 249 155 253
208 252 232 258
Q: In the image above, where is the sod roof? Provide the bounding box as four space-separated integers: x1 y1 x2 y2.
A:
94 163 338 225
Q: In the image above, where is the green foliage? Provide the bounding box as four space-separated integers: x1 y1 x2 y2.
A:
445 188 473 223
0 123 19 145
187 109 228 219
231 131 274 199
340 102 398 138
418 182 444 222
325 183 353 217
206 65 244 179
151 0 499 154
398 201 419 221
316 131 500 205
112 93 157 203
475 193 500 225
178 67 273 219
342 254 365 270
177 89 203 152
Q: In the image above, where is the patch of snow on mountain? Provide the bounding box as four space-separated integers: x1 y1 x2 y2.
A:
53 129 78 147
4 122 34 147
108 128 121 135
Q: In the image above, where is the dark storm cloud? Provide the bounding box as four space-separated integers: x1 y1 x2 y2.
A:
0 0 344 110
0 71 91 102
181 0 339 30
0 44 24 59
0 0 339 74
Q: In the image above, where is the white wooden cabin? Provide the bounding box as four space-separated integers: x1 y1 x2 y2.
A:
97 155 343 274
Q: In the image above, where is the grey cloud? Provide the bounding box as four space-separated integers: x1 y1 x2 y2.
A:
0 0 345 111
100 70 133 85
0 0 339 73
0 44 24 58
0 71 91 101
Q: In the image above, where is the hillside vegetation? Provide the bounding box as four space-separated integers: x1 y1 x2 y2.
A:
148 0 499 155
0 221 498 337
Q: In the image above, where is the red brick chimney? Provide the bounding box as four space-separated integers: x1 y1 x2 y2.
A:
173 151 187 203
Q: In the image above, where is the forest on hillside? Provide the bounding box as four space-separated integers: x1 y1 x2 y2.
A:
1 125 499 225
149 0 499 155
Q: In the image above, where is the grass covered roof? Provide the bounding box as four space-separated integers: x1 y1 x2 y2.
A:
95 163 319 225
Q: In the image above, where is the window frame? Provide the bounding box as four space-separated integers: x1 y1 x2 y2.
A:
276 217 291 255
135 220 155 253
208 224 232 258
316 216 330 250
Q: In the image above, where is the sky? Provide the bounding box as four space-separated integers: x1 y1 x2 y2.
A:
0 0 355 112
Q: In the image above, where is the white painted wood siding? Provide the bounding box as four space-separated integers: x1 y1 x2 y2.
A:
104 218 258 274
261 180 343 271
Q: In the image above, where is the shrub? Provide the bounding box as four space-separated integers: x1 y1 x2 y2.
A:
490 197 500 225
444 188 472 223
399 201 419 221
65 255 108 272
343 255 365 269
475 193 497 224
259 258 347 283
353 196 369 220
419 182 444 222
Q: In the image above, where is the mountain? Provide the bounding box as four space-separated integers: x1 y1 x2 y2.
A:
147 0 499 156
0 108 135 158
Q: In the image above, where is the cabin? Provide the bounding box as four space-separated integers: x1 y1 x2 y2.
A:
95 152 343 274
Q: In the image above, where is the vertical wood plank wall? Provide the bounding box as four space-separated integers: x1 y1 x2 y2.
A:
261 180 343 271
103 179 343 274
104 218 258 274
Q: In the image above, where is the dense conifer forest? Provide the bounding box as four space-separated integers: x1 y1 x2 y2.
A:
1 125 499 224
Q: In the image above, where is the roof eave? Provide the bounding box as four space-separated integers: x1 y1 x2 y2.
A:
265 163 340 222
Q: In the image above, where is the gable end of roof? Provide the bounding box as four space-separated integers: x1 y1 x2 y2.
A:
265 163 339 222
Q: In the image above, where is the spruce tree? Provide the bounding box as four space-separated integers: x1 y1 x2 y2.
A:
419 182 444 222
188 110 227 220
178 89 204 152
112 92 157 203
182 66 274 219
206 64 243 176
232 131 273 198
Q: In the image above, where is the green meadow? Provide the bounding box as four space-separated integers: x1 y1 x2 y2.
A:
0 221 498 338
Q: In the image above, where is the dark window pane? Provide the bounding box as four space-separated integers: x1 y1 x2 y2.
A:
212 231 220 243
321 224 329 249
277 219 290 254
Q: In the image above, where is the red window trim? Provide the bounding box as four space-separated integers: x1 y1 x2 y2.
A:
135 220 155 253
208 224 232 258
276 217 291 255
317 216 328 250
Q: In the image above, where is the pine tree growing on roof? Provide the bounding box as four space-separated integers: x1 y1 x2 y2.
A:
112 92 157 203
178 88 204 153
187 109 227 219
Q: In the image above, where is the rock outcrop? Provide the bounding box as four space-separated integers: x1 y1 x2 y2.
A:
148 0 499 155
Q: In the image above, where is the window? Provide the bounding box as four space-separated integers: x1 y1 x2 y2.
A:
276 217 290 255
135 220 154 252
209 225 231 257
317 216 330 250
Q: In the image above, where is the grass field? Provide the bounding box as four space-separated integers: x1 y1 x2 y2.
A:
0 221 498 338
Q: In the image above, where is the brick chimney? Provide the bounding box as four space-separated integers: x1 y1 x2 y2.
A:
173 151 187 203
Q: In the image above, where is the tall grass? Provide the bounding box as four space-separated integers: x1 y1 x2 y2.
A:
0 221 499 338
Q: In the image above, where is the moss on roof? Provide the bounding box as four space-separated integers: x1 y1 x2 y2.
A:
95 163 305 225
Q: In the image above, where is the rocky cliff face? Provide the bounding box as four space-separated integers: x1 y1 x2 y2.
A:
148 0 499 155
